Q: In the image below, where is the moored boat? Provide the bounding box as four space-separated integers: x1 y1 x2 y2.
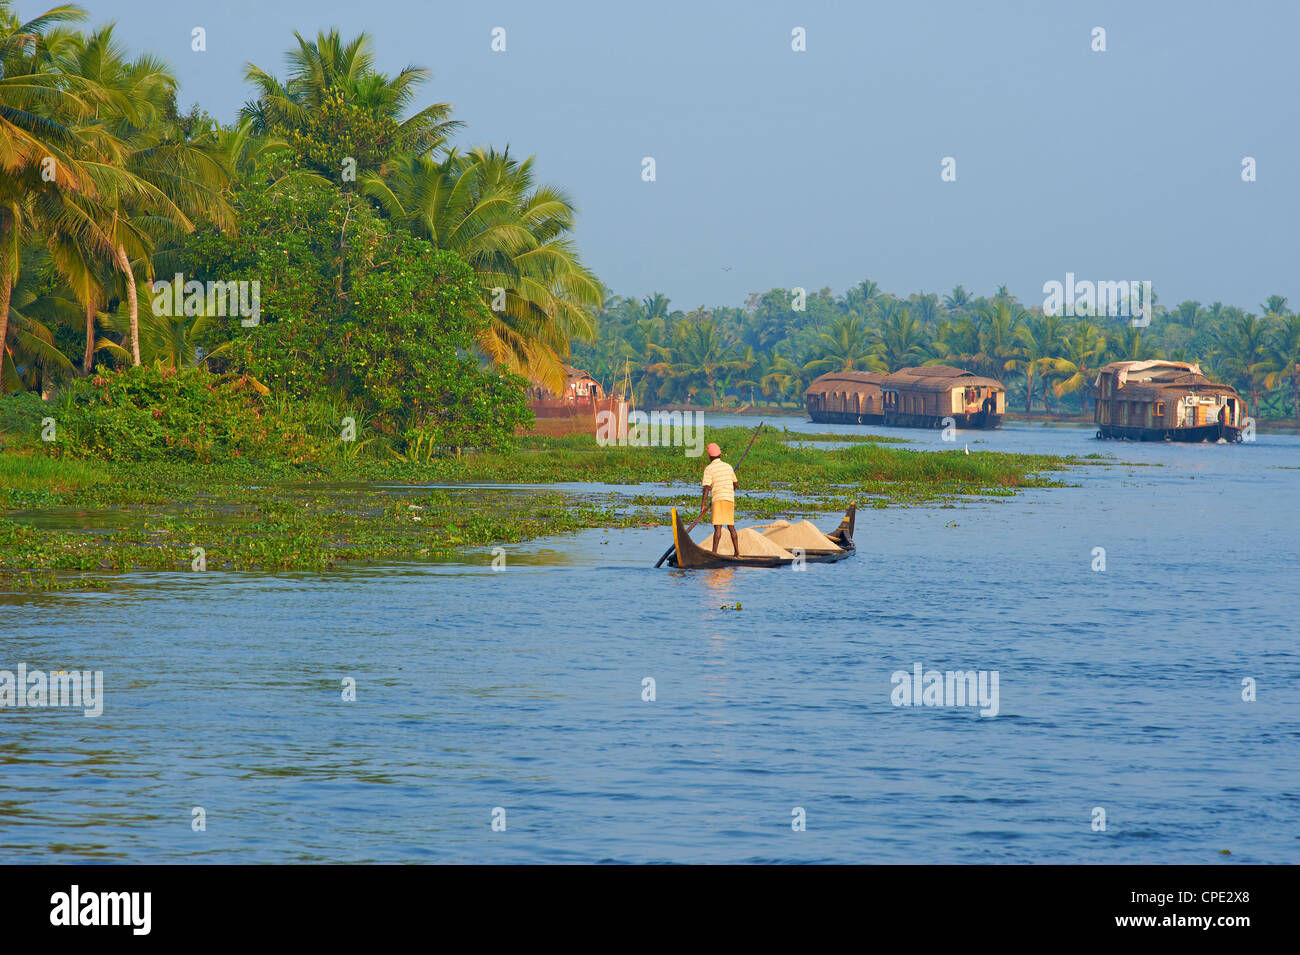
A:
664 504 857 569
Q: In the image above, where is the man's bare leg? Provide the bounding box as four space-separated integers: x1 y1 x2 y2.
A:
711 524 722 553
728 525 740 555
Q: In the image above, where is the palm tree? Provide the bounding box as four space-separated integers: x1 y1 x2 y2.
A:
969 299 1023 381
1052 322 1107 412
1033 312 1068 410
929 315 981 370
943 285 971 314
1005 317 1059 412
44 222 105 371
844 279 881 318
1260 295 1289 319
98 295 233 370
243 28 460 179
806 314 874 375
642 292 671 322
909 291 940 326
23 21 234 370
1109 326 1155 363
0 1 101 388
644 314 743 404
873 305 929 371
759 350 817 405
1215 314 1270 411
0 248 75 392
1261 314 1300 419
363 148 601 391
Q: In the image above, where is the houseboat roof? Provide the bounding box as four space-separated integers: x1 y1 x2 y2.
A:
881 365 1005 393
804 370 887 396
1097 359 1202 383
1095 360 1235 396
562 365 599 383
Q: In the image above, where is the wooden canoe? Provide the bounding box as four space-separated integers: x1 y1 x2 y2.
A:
664 503 857 569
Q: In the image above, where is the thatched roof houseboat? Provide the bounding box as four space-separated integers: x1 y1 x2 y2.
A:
526 366 606 405
1094 360 1246 442
804 371 888 424
879 365 1005 429
524 365 625 437
806 365 1004 430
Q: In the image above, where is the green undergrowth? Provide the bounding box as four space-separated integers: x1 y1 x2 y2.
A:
0 426 1075 592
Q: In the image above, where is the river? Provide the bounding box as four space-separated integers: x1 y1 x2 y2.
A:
2 418 1297 862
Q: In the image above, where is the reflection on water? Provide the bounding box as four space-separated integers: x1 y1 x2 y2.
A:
701 566 737 599
1 424 1298 862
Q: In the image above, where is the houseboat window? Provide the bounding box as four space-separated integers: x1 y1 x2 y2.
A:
1155 401 1164 416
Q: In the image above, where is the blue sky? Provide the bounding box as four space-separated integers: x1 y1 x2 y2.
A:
41 0 1300 311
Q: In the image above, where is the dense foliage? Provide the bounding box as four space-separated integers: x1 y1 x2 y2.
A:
182 179 531 447
53 366 318 462
0 4 594 457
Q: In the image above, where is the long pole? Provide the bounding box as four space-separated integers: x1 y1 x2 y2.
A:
654 421 763 567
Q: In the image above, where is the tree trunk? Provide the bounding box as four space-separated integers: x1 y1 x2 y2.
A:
0 273 11 387
1024 370 1034 412
82 296 97 374
115 244 141 366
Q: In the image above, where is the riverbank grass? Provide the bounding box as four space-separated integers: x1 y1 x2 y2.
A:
1 426 1075 591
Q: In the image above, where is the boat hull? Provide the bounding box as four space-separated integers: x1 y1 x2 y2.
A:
664 504 857 569
807 410 1002 430
1097 424 1244 443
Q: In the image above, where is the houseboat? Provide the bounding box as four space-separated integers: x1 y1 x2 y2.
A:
806 365 1005 430
1093 360 1246 442
525 365 625 437
879 366 1005 429
803 371 888 424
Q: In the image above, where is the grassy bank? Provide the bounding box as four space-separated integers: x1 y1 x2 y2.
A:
0 426 1076 592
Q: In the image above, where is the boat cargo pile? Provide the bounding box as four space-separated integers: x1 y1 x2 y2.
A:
665 504 857 569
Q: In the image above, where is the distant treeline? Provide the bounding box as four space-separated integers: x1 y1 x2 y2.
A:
570 283 1300 419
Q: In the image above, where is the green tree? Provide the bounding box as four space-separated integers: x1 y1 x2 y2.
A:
806 315 875 375
873 305 930 370
0 1 100 388
242 28 460 179
1215 313 1270 411
1261 314 1300 420
1005 316 1060 412
1051 322 1107 412
185 177 528 447
362 148 600 391
645 314 744 404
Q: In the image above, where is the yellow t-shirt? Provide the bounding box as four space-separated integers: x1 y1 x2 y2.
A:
702 459 737 502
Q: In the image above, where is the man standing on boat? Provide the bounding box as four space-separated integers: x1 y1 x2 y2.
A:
700 442 741 555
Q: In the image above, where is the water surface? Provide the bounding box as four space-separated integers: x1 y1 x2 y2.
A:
2 420 1297 863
